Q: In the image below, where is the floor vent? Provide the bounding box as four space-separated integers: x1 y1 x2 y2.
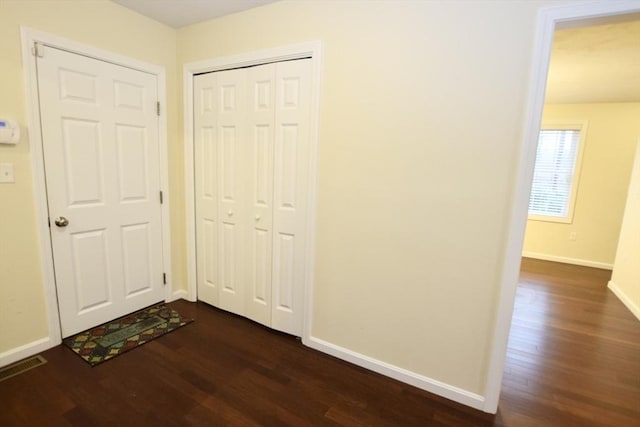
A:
0 355 47 382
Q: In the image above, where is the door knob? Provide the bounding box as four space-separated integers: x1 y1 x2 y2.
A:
227 210 234 217
54 216 69 227
255 214 261 221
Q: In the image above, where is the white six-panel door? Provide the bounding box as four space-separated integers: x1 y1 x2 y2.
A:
37 45 165 337
194 59 311 336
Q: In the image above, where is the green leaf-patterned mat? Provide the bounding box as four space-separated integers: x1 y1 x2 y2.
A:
63 304 193 366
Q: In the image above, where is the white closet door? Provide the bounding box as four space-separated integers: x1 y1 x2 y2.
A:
271 59 312 336
216 69 247 314
245 63 276 327
194 59 312 337
194 73 219 306
37 45 164 337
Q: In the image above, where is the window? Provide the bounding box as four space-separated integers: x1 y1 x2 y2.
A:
528 122 587 223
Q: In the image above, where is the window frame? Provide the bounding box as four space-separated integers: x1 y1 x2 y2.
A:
528 120 588 224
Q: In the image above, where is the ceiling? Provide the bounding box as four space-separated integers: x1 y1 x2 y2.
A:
546 19 640 103
111 0 279 28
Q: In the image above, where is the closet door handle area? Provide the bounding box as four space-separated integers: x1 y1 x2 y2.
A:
227 210 234 217
254 214 261 221
54 216 69 227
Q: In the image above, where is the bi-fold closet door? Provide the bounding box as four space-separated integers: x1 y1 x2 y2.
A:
194 59 311 336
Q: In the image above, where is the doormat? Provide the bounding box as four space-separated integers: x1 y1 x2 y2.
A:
63 304 193 366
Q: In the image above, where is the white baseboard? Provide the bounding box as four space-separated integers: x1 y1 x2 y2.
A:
167 289 188 302
608 281 640 321
0 336 56 368
522 251 613 270
303 335 486 412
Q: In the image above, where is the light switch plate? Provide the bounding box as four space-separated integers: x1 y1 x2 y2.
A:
0 163 15 183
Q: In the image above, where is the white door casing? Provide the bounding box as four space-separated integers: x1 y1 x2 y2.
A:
194 59 311 336
37 45 165 337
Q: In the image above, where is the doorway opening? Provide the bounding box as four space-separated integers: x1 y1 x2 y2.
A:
484 1 640 415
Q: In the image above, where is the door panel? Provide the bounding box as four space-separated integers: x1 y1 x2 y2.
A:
221 126 238 202
277 124 300 209
114 80 145 110
202 219 217 292
37 45 163 337
245 63 276 326
271 59 312 336
194 73 219 306
252 228 270 304
216 69 247 314
221 222 238 295
70 229 110 312
61 119 103 206
273 232 295 312
121 223 153 296
115 125 149 202
58 68 97 104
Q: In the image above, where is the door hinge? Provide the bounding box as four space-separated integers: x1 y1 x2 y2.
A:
159 190 163 204
47 217 50 228
163 273 167 285
32 43 44 58
156 101 160 116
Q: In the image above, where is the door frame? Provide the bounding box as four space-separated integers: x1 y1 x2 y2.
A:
21 27 173 346
183 41 322 340
483 0 640 414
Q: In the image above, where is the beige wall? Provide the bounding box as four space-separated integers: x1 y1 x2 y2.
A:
0 0 184 354
178 0 561 395
524 103 640 266
610 141 640 319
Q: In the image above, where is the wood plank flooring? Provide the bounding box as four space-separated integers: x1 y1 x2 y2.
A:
499 258 640 427
0 258 639 426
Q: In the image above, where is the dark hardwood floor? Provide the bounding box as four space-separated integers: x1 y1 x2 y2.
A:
499 258 640 427
1 258 639 426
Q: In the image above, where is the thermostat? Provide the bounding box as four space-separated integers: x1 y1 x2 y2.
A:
0 119 20 144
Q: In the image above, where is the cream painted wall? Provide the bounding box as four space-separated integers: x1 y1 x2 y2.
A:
523 103 640 267
610 140 640 319
178 0 566 395
0 0 184 354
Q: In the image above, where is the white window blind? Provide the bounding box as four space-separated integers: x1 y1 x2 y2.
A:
528 129 582 220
